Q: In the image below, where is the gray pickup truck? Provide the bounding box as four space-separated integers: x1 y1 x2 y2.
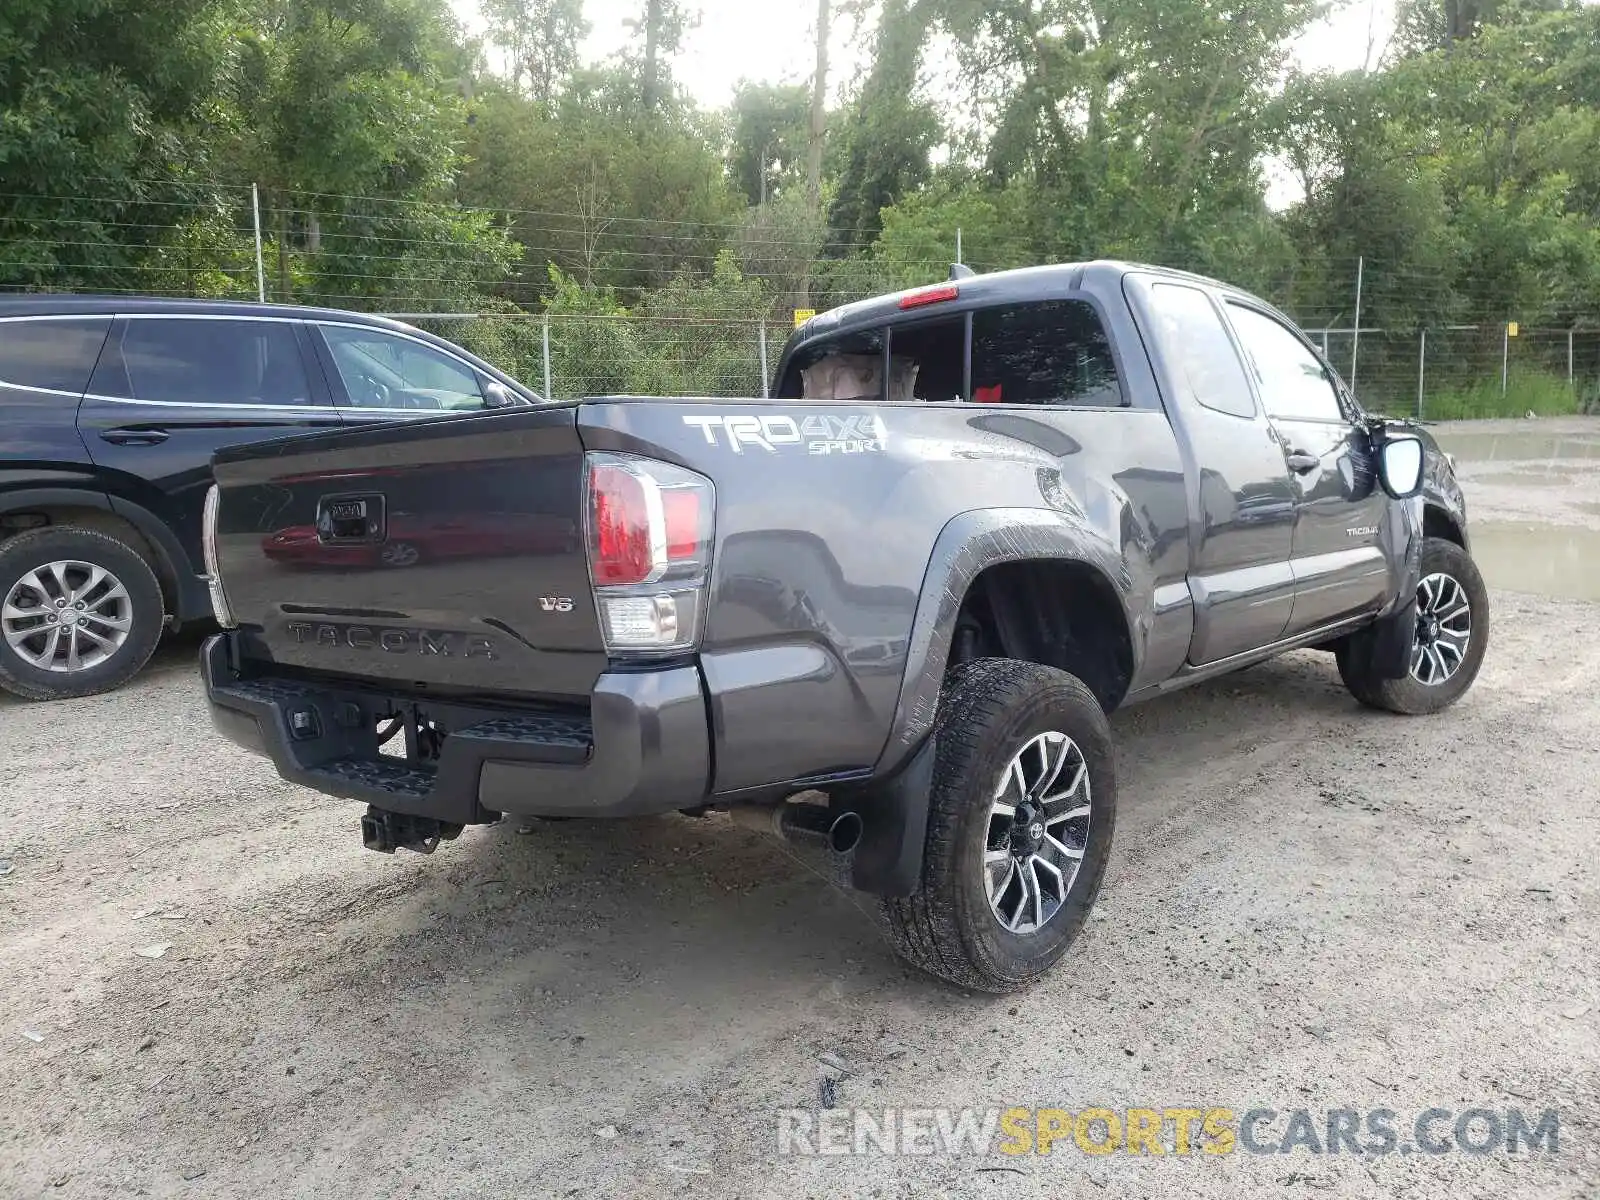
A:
200 261 1486 992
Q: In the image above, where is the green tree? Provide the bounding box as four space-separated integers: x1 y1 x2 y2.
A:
621 0 693 114
728 84 812 206
0 0 245 292
825 0 940 250
460 76 740 303
482 0 588 107
228 0 517 306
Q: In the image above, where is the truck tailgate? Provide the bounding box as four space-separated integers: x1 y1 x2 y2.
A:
209 406 606 699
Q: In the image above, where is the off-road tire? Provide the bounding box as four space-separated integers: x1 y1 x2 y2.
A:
0 527 165 701
1337 537 1489 715
882 658 1117 993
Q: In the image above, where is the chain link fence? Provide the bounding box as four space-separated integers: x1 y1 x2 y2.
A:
394 312 792 401
404 310 1600 417
1312 326 1600 420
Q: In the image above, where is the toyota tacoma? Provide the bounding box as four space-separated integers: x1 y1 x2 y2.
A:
199 261 1486 992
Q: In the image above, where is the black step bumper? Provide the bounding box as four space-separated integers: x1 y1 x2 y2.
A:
201 634 710 821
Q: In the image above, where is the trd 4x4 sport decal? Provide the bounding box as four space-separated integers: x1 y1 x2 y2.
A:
682 413 887 455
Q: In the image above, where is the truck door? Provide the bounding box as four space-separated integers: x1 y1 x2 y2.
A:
1220 302 1390 635
1129 278 1298 664
77 316 340 573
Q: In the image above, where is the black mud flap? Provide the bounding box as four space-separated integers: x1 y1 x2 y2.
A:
845 737 936 897
1346 598 1418 681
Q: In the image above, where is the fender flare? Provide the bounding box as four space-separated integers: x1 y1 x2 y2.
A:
847 509 1138 897
874 507 1138 779
0 486 207 623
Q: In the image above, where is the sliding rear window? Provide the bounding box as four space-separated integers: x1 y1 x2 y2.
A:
779 297 1121 407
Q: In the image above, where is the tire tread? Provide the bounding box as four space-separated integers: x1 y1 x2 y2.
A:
0 526 165 701
882 658 1113 992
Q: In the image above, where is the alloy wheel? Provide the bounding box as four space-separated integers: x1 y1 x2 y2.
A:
984 730 1092 934
381 542 420 568
2 560 134 673
1411 571 1472 686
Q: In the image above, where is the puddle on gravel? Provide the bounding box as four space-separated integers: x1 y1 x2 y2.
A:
1471 469 1583 489
1433 428 1600 463
1469 521 1600 600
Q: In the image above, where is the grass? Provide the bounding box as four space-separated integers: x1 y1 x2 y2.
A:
1419 372 1586 421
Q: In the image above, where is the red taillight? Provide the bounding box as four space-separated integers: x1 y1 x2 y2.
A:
586 453 715 655
587 454 713 587
662 489 701 561
899 284 959 310
590 463 653 584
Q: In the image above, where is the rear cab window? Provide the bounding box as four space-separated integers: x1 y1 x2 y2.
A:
779 298 1123 407
0 318 113 395
971 301 1120 407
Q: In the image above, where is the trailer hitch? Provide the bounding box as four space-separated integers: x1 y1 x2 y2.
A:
360 806 464 855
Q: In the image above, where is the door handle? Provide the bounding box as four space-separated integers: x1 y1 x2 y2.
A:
100 428 170 446
1285 450 1320 473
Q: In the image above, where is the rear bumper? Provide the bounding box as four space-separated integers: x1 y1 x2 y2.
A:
201 634 710 821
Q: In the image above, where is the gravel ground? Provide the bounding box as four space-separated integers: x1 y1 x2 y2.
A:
3 418 1598 1199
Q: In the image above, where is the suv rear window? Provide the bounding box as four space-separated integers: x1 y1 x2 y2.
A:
96 318 312 407
0 318 112 394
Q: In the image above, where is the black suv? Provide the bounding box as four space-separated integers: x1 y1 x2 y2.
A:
0 297 539 701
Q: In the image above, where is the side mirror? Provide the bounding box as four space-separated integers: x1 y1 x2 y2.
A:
482 381 516 409
1377 431 1425 499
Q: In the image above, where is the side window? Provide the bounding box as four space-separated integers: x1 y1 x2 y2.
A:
0 318 112 394
320 325 486 411
102 319 311 407
1226 304 1345 423
1147 284 1255 419
970 300 1121 407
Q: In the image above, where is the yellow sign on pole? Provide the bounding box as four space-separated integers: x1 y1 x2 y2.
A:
793 308 816 328
1508 321 1519 338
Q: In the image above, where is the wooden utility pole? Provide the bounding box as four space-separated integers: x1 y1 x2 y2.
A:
806 0 829 212
800 0 829 309
644 0 662 113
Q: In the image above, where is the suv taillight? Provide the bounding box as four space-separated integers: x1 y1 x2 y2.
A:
201 484 236 628
585 453 714 655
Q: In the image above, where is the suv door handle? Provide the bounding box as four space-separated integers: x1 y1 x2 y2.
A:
1285 450 1320 473
100 428 170 446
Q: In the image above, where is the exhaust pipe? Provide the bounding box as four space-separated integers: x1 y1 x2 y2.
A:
729 802 863 854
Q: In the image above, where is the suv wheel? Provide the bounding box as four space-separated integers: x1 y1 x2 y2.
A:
380 540 421 568
881 658 1116 993
1337 537 1489 715
0 527 165 701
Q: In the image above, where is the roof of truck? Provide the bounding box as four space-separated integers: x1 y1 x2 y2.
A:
796 259 1230 342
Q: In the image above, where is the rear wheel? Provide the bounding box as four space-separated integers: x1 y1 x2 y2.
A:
1337 537 1489 715
0 527 165 701
882 658 1116 993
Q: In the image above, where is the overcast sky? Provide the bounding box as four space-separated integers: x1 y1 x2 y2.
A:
451 0 1396 109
